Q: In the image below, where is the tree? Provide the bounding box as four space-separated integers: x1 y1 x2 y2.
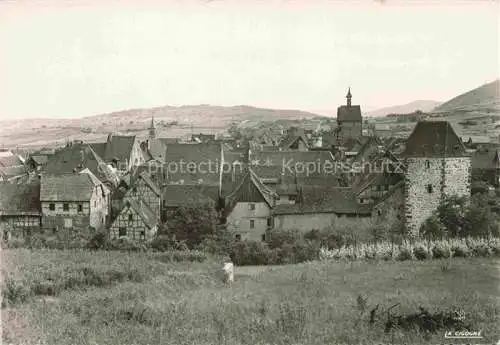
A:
163 206 219 248
420 214 447 240
436 195 467 237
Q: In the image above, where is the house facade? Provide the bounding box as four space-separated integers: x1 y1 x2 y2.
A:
224 170 277 241
108 199 158 241
40 170 110 232
0 183 41 239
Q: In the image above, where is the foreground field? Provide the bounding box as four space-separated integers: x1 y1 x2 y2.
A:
1 249 499 345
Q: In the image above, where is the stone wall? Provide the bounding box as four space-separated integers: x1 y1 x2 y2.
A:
405 157 471 235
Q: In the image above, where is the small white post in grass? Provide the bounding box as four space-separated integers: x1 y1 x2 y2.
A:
222 262 234 284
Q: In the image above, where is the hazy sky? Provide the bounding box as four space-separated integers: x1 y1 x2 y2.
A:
0 0 498 119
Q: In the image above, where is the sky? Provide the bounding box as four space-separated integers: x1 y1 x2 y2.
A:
0 0 499 119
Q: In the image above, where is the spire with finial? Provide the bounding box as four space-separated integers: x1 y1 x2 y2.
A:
148 116 156 140
346 87 352 107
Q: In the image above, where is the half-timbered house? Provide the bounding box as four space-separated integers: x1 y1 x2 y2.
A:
108 198 158 241
40 169 110 232
0 183 41 239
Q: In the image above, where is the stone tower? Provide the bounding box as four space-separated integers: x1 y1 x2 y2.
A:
403 121 471 235
148 116 156 140
336 87 362 146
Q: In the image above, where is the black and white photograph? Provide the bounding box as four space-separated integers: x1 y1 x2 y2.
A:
0 0 499 344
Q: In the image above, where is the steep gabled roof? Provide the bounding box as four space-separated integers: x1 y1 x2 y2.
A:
164 143 222 185
136 172 161 196
224 169 278 216
404 121 467 158
0 183 41 216
44 143 119 187
124 198 158 229
0 155 23 167
103 135 137 162
89 142 107 159
273 186 371 215
337 105 362 122
40 171 103 202
471 149 500 170
0 165 27 180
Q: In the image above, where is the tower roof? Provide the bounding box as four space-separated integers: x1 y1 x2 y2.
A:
346 87 352 98
403 121 467 158
149 117 156 129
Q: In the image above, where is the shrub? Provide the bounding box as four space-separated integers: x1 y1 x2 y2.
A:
451 244 470 258
2 279 30 306
150 235 188 252
229 240 273 266
413 246 430 260
87 231 108 250
156 250 207 263
471 244 491 257
432 244 451 259
397 248 413 261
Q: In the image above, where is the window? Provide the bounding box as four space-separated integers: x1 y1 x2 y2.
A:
78 204 83 213
119 227 127 237
132 187 137 193
235 234 241 241
377 210 382 216
427 184 433 193
249 219 255 229
140 231 146 239
128 214 133 222
425 160 430 169
288 195 296 201
49 203 55 211
261 234 266 242
63 203 69 211
267 217 273 228
248 203 255 211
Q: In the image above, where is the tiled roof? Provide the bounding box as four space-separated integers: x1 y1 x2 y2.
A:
404 121 467 158
162 184 218 207
125 198 158 229
471 149 500 170
103 135 137 163
273 186 371 215
0 165 27 179
337 105 362 122
136 172 161 196
0 155 23 167
149 139 168 161
0 183 41 216
44 143 119 187
40 171 104 202
164 143 222 185
89 142 107 159
279 133 309 149
250 151 335 170
224 169 278 215
29 155 48 165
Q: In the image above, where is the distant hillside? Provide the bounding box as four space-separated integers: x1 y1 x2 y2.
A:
433 79 500 113
0 104 323 147
366 100 442 117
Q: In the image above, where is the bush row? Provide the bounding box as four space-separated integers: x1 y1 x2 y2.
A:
319 237 500 261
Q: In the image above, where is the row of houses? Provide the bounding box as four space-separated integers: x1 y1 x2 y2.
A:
0 90 498 242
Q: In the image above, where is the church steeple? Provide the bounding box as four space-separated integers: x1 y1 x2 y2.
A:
148 116 156 140
346 87 352 107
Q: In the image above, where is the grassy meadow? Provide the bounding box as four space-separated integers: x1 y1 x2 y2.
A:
1 249 499 345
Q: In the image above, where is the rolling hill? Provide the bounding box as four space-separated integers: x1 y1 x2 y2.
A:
433 79 500 113
366 100 442 117
0 105 323 148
